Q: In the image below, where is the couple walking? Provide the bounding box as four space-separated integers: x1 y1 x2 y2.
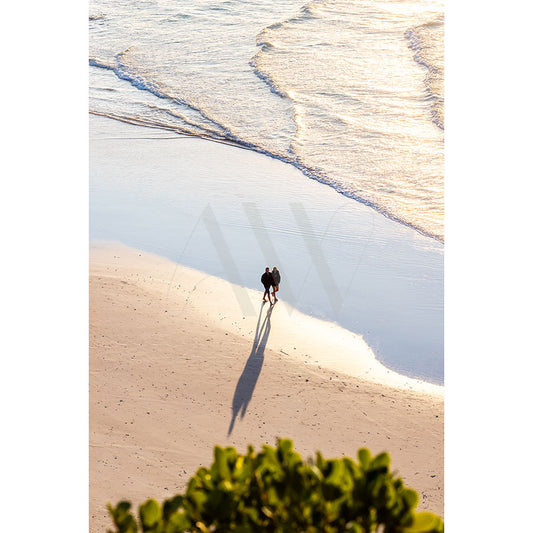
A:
261 267 281 305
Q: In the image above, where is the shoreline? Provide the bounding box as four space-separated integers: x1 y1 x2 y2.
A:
92 241 442 396
90 241 443 532
90 109 443 245
90 114 444 385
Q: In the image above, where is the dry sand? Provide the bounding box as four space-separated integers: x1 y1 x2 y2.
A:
89 242 443 532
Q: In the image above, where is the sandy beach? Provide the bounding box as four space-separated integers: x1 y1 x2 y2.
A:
90 242 443 532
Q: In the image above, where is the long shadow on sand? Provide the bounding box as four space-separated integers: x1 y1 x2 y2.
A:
228 302 273 435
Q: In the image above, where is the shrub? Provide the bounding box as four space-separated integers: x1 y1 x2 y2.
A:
107 438 443 533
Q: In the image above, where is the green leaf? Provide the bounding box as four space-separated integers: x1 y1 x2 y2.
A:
404 511 443 533
166 511 191 533
162 496 184 520
108 501 131 521
214 446 231 480
403 488 419 509
187 489 208 512
325 459 343 483
116 502 132 514
113 513 138 533
371 452 390 470
277 439 294 463
358 448 372 470
107 502 138 533
139 499 161 530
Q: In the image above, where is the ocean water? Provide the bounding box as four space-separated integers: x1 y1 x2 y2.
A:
89 0 444 242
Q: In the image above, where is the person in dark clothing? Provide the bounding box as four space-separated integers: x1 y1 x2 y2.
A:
261 267 274 304
271 267 281 302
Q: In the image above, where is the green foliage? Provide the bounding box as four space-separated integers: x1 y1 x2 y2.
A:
107 439 443 533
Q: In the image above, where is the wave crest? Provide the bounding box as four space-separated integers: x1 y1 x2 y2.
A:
405 16 444 130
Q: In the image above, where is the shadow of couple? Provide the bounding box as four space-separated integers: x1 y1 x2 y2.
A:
227 302 274 436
